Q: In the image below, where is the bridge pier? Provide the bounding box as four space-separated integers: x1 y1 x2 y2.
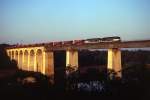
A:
23 50 29 70
16 51 19 67
66 50 78 71
27 51 30 71
43 51 54 83
33 52 37 71
107 48 122 78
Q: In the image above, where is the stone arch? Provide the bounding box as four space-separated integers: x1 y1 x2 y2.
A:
29 50 35 71
36 49 43 73
12 51 14 60
19 50 23 69
24 50 29 70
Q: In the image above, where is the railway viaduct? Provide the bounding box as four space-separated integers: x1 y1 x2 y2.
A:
6 39 150 81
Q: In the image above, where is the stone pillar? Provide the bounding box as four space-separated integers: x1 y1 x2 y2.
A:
17 51 19 67
107 48 122 77
10 51 13 60
17 51 20 69
43 51 54 84
19 51 23 70
14 51 16 60
9 51 11 60
6 50 10 59
12 51 14 60
10 51 12 60
43 51 46 74
6 50 9 57
28 51 30 71
22 51 25 70
66 50 78 71
34 51 37 72
43 51 54 76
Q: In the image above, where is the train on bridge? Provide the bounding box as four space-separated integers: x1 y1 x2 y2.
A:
9 36 121 48
51 36 121 46
84 36 121 44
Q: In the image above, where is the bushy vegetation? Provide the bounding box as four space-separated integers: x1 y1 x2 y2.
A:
0 44 18 69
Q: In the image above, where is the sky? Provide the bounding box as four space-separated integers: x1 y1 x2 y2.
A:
0 0 150 44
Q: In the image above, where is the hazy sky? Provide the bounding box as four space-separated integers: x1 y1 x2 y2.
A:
0 0 150 44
